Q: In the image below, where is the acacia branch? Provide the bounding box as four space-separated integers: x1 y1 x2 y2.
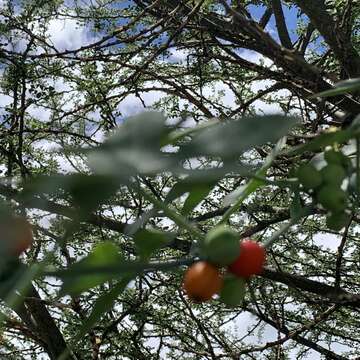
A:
291 0 360 77
271 0 293 49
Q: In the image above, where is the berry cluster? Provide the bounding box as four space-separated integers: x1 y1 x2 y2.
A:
182 225 266 306
296 148 353 231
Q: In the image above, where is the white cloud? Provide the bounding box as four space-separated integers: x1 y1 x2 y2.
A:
46 18 93 51
313 232 341 251
117 89 166 118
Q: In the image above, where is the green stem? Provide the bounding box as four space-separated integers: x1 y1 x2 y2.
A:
135 185 204 240
46 258 195 278
220 137 287 224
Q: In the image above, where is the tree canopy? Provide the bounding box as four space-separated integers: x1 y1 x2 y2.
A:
0 0 360 359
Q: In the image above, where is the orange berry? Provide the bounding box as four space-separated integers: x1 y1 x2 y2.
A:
182 261 223 302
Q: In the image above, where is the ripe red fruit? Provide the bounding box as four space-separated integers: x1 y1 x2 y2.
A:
228 239 266 278
0 217 33 256
182 261 223 302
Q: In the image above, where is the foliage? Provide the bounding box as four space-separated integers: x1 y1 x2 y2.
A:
0 0 360 359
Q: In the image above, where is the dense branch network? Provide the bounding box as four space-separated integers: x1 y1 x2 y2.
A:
0 0 360 359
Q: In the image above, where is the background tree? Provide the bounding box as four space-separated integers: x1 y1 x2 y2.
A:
0 0 360 359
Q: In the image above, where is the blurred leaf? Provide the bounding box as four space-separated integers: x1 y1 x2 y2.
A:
164 119 218 146
223 137 287 207
166 177 217 215
20 174 120 215
310 78 360 98
76 276 132 340
60 242 125 296
179 115 298 159
134 229 174 259
88 111 175 177
20 175 68 202
67 174 119 214
282 128 356 156
223 177 264 207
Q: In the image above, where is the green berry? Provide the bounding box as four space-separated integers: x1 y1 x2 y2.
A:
320 164 346 186
325 149 344 164
219 275 246 307
324 149 352 170
202 225 240 266
326 212 349 231
296 164 322 189
317 186 347 212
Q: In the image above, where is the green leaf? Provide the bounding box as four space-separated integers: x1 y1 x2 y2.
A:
180 115 298 159
310 78 360 98
164 118 218 146
67 174 119 214
20 174 119 215
282 128 357 156
166 177 217 215
221 137 287 222
88 111 174 177
76 276 132 340
133 229 174 259
60 242 125 296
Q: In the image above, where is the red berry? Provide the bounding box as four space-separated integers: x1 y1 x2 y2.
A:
228 239 266 278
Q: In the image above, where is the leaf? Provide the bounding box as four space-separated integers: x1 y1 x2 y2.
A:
66 174 119 214
60 242 125 296
223 177 264 207
179 115 298 159
20 175 68 202
223 137 287 207
282 128 356 156
19 174 120 217
133 229 174 259
88 111 175 177
165 177 217 215
76 276 132 340
164 118 219 146
310 78 360 98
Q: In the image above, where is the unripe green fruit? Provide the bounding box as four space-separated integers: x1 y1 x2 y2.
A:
324 149 347 166
219 275 246 307
320 164 346 186
202 225 240 266
296 164 322 189
326 212 349 231
317 186 347 212
324 149 344 165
